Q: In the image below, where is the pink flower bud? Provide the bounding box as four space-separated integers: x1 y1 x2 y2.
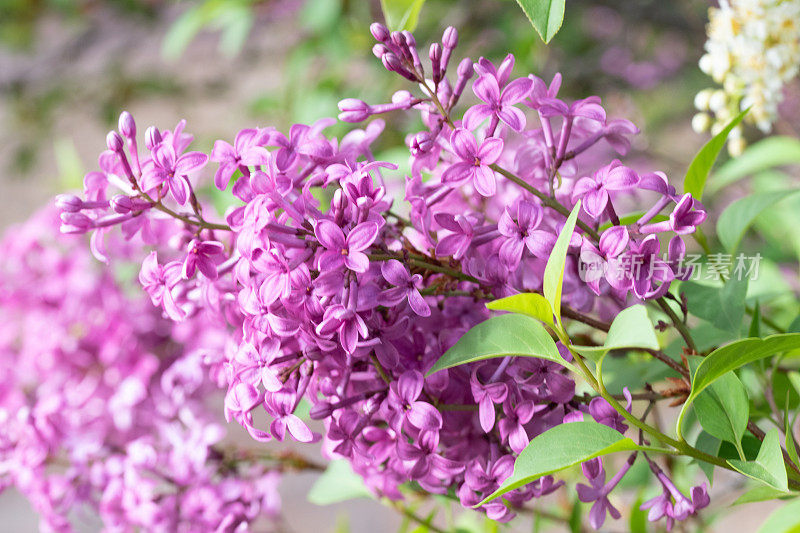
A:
111 195 134 214
106 131 124 153
337 98 372 123
442 26 458 50
59 212 93 234
145 126 162 150
55 194 83 213
309 402 334 420
118 111 136 139
372 43 389 59
370 22 390 43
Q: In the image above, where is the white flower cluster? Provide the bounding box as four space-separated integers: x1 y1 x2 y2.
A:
692 0 800 155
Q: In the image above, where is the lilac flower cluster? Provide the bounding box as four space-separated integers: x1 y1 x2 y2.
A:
53 24 710 529
0 209 281 532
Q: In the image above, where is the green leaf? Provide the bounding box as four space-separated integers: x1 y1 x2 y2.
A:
677 334 800 437
162 5 206 60
380 0 426 31
216 4 254 57
717 190 800 254
478 421 661 505
486 293 554 327
693 431 721 484
427 314 569 375
749 301 761 338
682 278 748 334
710 136 800 193
308 460 372 505
786 396 800 469
757 499 800 533
571 304 659 361
729 428 789 491
692 372 749 457
733 485 798 505
513 0 566 43
54 138 84 190
684 108 749 201
543 201 581 329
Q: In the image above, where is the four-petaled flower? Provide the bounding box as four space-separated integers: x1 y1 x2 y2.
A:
139 251 185 321
315 220 379 273
497 201 556 268
463 75 533 132
442 128 503 197
379 260 430 316
183 239 225 280
572 160 640 219
141 143 208 205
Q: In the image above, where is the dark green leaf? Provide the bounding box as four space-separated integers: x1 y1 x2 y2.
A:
543 201 581 329
513 0 566 43
478 421 662 505
692 372 749 457
749 301 761 338
729 427 789 491
693 431 721 484
427 314 570 375
682 278 748 334
684 108 749 200
677 334 800 437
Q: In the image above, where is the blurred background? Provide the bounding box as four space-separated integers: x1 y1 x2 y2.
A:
1 0 799 531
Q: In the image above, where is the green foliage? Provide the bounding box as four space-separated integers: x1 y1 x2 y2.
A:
682 277 748 335
512 0 565 43
380 0 427 31
692 372 749 459
486 293 554 326
307 460 373 505
571 304 659 363
729 428 789 491
717 190 800 254
162 0 257 60
757 498 800 533
710 136 800 193
479 421 661 504
427 313 571 375
684 108 749 201
543 201 581 330
677 334 800 437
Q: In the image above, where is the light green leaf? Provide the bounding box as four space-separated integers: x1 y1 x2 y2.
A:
692 372 749 457
308 460 372 505
786 399 800 469
684 108 749 200
682 278 748 334
757 498 800 533
677 334 800 437
729 428 789 491
380 0 426 31
427 314 570 375
54 138 84 190
717 190 800 254
710 136 800 193
216 5 254 57
571 304 659 362
478 421 663 505
543 201 581 330
486 293 554 326
513 0 566 43
162 5 206 60
733 485 798 506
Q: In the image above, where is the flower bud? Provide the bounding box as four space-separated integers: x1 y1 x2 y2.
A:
442 26 458 50
401 30 416 48
693 89 713 111
337 98 372 123
118 111 136 139
691 113 711 133
370 22 390 43
309 402 334 420
372 43 389 59
411 131 434 155
59 212 93 234
429 43 442 82
382 53 418 82
55 194 83 213
145 126 162 150
106 131 124 153
111 195 134 214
